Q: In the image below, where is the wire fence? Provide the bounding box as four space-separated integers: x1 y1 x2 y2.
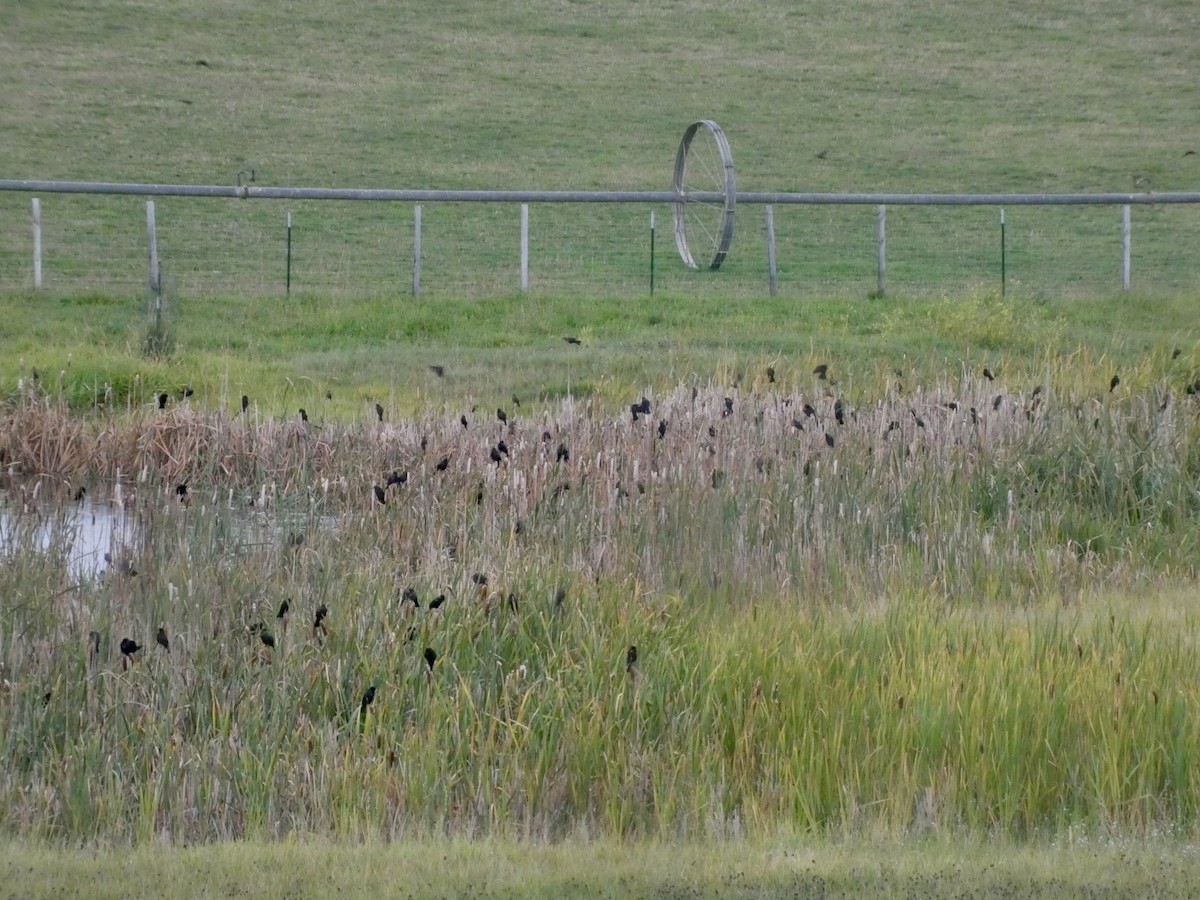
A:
2 182 1199 300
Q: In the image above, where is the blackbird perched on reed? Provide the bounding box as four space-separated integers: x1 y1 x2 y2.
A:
375 403 384 422
314 604 329 638
423 647 437 672
564 336 581 345
241 394 249 413
429 364 445 377
158 392 169 410
813 364 828 380
360 685 376 714
156 627 169 652
373 484 387 505
120 638 141 665
626 645 638 674
497 407 508 424
435 456 450 472
429 594 446 610
387 470 408 487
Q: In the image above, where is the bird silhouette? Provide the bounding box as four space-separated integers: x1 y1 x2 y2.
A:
657 419 668 439
423 647 437 672
260 631 276 650
1109 374 1120 392
983 367 994 381
375 403 384 422
373 484 386 505
241 394 249 413
429 365 445 377
564 336 581 345
360 685 376 714
460 414 469 429
387 470 408 487
156 627 169 652
402 588 420 611
277 598 290 621
299 408 308 422
490 447 503 465
158 392 168 410
120 638 141 659
813 364 828 380
435 456 450 472
429 594 446 610
314 604 329 638
766 366 776 383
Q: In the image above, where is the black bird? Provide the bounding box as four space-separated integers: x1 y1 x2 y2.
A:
657 419 668 440
299 408 308 422
429 364 445 377
834 399 845 426
423 647 437 672
766 366 776 384
490 447 503 465
373 484 386 505
375 402 384 422
554 586 567 610
241 394 249 413
120 638 141 659
260 631 276 650
360 685 376 714
386 470 408 487
176 484 189 505
156 627 169 652
723 397 734 418
277 598 290 620
506 592 520 613
435 456 450 472
402 587 420 610
460 414 469 429
813 364 828 380
992 394 1003 411
911 410 926 429
626 645 638 674
824 432 835 448
158 392 169 410
1172 347 1182 360
556 443 570 462
983 367 995 381
181 386 193 399
497 407 508 424
803 403 817 418
472 573 488 586
429 594 446 610
497 439 509 457
1109 374 1120 392
314 604 329 637
564 336 581 345
73 486 86 502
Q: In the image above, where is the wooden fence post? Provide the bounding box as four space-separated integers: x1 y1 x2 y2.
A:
32 198 42 289
146 200 161 299
765 205 778 296
1122 204 1131 292
876 205 887 297
412 204 422 297
520 203 529 293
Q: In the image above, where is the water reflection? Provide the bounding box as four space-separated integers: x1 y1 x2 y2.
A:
0 496 139 579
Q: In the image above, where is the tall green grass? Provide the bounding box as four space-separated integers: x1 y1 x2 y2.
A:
2 365 1199 843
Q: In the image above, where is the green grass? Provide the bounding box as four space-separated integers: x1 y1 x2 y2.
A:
2 290 1199 416
2 0 1199 297
5 838 1200 898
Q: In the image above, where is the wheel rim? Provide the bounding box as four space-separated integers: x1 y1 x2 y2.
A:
673 120 736 270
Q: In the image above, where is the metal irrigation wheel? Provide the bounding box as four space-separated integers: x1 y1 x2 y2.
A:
673 120 736 270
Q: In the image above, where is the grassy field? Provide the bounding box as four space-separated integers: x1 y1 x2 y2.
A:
2 0 1199 297
3 0 1200 892
5 838 1200 898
